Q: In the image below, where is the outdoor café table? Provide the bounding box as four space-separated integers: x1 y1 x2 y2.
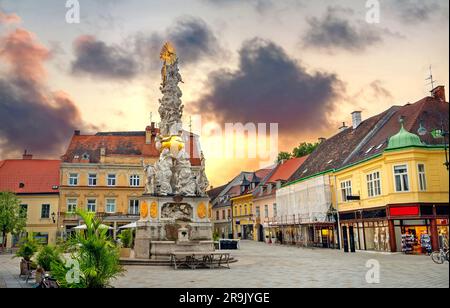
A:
170 251 231 270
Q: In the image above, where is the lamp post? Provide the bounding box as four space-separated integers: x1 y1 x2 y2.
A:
418 120 449 171
51 212 56 224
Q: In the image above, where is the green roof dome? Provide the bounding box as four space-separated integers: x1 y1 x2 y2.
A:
386 122 423 150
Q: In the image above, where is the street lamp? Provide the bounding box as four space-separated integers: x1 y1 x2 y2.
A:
51 212 56 224
417 120 449 171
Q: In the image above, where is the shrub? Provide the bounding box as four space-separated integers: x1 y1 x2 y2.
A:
15 236 38 261
51 210 124 288
36 245 63 272
118 229 133 249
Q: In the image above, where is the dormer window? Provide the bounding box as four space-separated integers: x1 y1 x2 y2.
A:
19 182 25 189
82 153 90 160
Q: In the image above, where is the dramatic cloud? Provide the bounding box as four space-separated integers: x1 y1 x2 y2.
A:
0 10 21 25
393 0 443 23
189 38 342 134
201 0 274 13
302 7 391 52
72 16 222 80
0 27 92 157
71 35 139 80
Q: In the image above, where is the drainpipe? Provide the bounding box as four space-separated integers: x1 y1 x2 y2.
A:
333 175 342 250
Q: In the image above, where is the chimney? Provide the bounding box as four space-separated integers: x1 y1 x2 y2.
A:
145 124 154 145
339 122 348 133
431 85 446 103
74 130 81 136
318 137 326 144
351 111 362 129
22 150 33 160
100 147 106 163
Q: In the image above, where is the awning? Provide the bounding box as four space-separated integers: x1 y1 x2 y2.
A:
118 222 137 229
72 224 114 230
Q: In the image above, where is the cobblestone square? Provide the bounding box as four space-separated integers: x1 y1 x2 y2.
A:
1 241 448 288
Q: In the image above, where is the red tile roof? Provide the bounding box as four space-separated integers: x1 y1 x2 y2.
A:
61 130 202 166
266 156 309 183
0 159 60 194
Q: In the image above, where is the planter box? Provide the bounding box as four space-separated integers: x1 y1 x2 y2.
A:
120 248 131 258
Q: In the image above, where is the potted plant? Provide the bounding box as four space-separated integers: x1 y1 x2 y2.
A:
15 236 38 276
118 229 133 258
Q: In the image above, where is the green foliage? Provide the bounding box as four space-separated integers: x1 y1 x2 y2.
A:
118 229 133 249
0 192 26 249
213 231 220 242
276 152 292 163
51 210 124 288
292 142 319 158
15 236 38 261
36 245 63 271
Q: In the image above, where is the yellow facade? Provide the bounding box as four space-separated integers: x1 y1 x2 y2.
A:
6 194 59 247
334 147 449 212
231 194 255 240
59 156 157 233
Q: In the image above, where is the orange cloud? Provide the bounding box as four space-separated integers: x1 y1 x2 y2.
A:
0 28 50 83
0 10 21 25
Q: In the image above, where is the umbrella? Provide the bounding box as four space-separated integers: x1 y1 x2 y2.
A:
73 224 114 230
118 222 137 229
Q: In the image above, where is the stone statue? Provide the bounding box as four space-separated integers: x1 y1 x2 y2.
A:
196 152 210 196
156 148 173 196
142 159 156 195
175 150 196 196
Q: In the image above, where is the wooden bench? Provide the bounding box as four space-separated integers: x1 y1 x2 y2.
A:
170 251 231 270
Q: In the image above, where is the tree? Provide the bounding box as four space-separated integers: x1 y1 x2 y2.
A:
0 192 26 250
276 152 292 163
293 142 319 158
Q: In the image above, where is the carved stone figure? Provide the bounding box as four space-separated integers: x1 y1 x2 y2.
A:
161 203 193 221
142 159 156 195
156 148 173 196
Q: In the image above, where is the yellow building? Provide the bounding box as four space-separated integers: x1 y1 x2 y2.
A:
336 121 449 253
0 153 60 247
59 126 160 236
231 170 273 240
59 125 204 237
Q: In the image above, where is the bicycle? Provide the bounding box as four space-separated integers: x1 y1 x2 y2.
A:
431 248 449 264
36 273 60 288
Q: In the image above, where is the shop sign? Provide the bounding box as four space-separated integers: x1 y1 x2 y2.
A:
390 206 419 217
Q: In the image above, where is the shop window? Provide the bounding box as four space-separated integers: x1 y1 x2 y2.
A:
436 205 449 216
340 180 352 202
420 205 433 216
417 164 427 191
394 165 409 192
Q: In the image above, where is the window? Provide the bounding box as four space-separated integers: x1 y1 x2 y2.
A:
67 199 77 213
222 210 226 220
239 205 242 216
340 180 352 202
69 173 78 186
88 174 97 186
394 165 409 192
87 199 96 213
107 174 116 186
41 204 50 219
244 205 248 216
367 171 381 197
228 209 231 218
216 211 220 220
256 206 261 218
273 203 277 218
264 205 269 218
20 204 28 218
418 164 427 191
106 199 116 213
130 175 140 187
129 200 139 215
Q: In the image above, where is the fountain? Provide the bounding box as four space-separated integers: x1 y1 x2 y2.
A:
134 43 213 259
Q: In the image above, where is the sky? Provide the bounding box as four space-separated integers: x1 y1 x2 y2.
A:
0 0 449 187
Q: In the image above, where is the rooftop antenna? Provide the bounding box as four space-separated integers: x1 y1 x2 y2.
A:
189 116 193 134
425 65 436 92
